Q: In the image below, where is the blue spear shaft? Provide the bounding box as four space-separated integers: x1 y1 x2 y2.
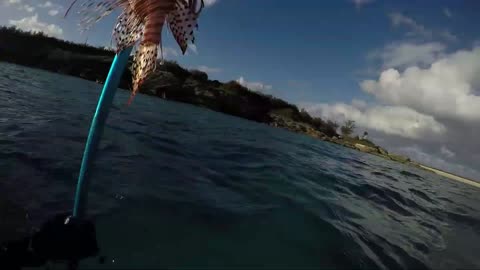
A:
73 47 133 218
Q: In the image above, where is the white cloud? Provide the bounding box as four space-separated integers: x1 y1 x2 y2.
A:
38 1 63 11
196 65 222 74
38 1 53 8
37 1 63 17
7 2 35 12
48 9 59 16
443 7 452 18
388 12 458 43
3 0 64 17
6 0 22 5
4 0 35 12
389 12 432 39
361 46 480 122
203 0 218 7
160 46 180 58
440 30 458 42
236 76 273 92
351 99 367 109
21 4 34 12
352 0 374 8
440 145 455 158
307 45 480 179
159 45 199 59
188 43 198 54
307 103 446 139
369 42 446 69
9 14 63 37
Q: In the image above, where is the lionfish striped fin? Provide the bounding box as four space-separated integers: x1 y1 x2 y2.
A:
113 5 145 52
167 0 201 54
128 42 159 104
67 0 129 31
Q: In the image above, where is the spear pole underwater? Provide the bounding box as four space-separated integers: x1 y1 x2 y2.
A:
73 47 133 218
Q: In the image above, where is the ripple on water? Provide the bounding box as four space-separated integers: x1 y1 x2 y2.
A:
346 183 419 217
409 188 433 203
372 171 399 182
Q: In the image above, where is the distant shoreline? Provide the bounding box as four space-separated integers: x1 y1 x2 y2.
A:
417 164 480 188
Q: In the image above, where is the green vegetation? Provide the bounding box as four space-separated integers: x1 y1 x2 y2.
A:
340 120 356 137
0 26 124 86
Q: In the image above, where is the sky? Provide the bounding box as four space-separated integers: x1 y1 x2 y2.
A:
1 0 480 180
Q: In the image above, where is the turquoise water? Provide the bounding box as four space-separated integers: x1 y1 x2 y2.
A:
1 62 480 269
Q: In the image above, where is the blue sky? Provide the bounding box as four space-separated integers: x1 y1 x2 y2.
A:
1 0 477 104
2 0 480 179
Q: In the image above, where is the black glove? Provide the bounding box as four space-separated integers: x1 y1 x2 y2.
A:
1 213 99 269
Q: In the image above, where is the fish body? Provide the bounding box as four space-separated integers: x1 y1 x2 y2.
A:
66 0 204 103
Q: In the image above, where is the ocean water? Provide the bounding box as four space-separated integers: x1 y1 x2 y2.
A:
1 62 480 269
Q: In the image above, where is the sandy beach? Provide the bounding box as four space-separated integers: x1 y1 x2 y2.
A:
419 164 480 189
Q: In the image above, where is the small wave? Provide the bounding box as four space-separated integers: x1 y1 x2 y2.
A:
4 123 21 132
99 141 121 152
352 159 370 167
347 183 422 217
438 196 454 204
150 135 181 146
333 183 354 197
148 140 188 157
409 188 433 203
371 171 399 182
344 170 365 180
230 162 285 172
446 212 480 231
163 120 186 127
400 170 423 180
359 232 429 269
125 118 147 127
418 220 442 235
381 166 394 172
3 150 47 171
0 88 15 94
0 138 14 146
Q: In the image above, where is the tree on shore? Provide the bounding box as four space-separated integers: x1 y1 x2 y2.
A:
327 120 339 131
341 120 356 137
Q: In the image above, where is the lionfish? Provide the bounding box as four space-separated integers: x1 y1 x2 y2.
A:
66 0 205 103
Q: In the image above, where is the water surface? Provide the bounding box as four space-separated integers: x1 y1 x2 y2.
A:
1 63 479 269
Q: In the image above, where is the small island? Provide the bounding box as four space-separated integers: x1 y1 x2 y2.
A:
1 26 477 185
